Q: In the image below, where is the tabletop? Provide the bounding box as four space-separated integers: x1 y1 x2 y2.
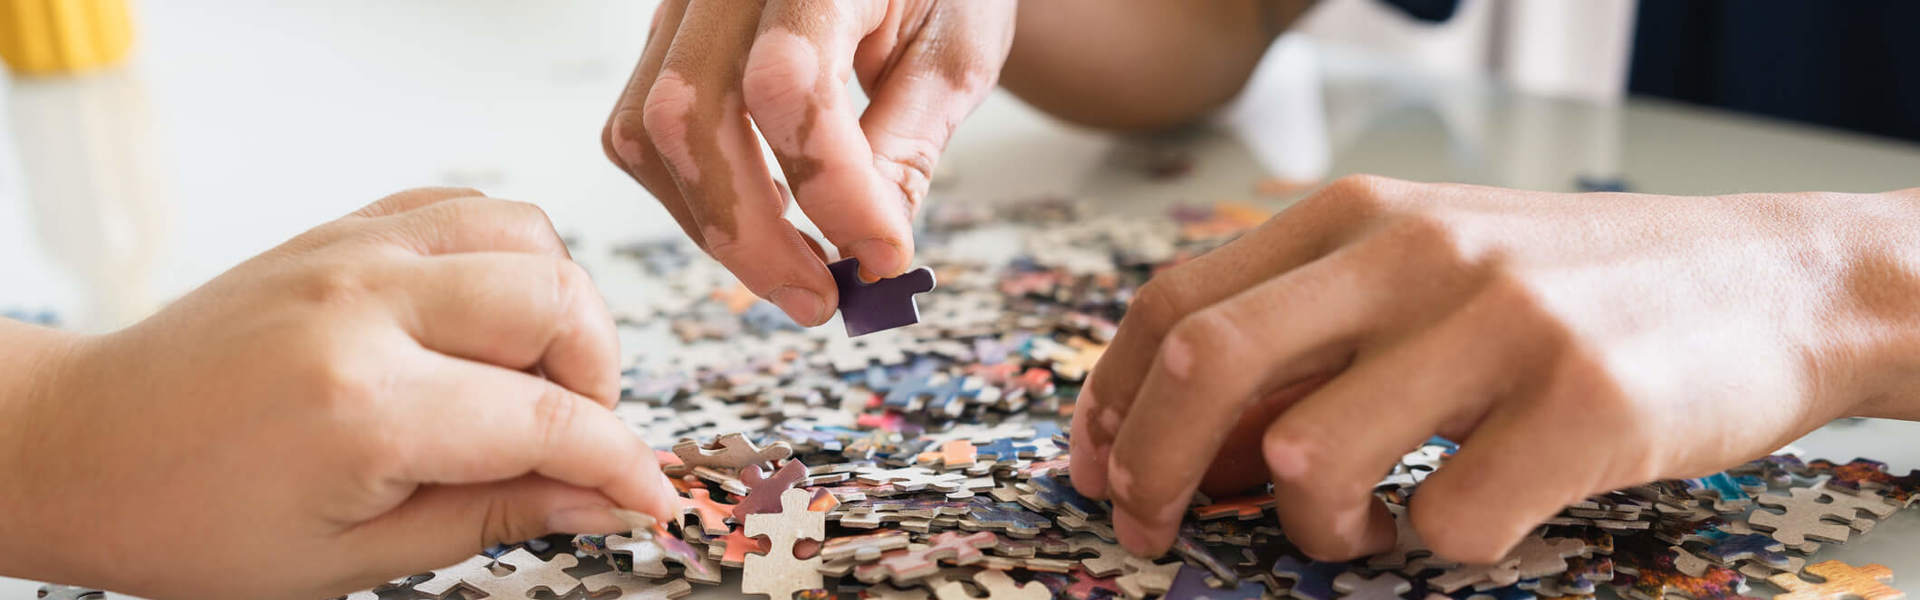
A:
4 2 1920 598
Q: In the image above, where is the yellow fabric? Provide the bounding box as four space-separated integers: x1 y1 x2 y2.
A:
0 0 134 75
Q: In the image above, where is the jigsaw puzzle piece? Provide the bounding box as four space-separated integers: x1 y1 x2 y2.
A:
831 258 937 336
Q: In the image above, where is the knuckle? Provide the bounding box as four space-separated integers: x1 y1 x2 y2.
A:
1312 174 1395 221
292 261 374 308
1126 279 1190 336
741 50 816 121
604 110 656 173
1161 310 1239 378
640 74 697 151
478 493 542 548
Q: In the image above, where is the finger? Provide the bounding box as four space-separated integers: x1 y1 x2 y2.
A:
1255 306 1525 562
341 476 626 584
352 187 485 218
1103 242 1393 555
605 0 704 244
1071 178 1378 499
852 1 1014 277
393 355 681 523
376 196 573 259
386 252 621 406
746 0 915 280
1412 371 1640 563
646 0 838 326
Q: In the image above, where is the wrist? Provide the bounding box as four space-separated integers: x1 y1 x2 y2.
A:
1830 188 1920 419
0 319 93 583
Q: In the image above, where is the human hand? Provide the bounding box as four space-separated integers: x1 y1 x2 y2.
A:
0 188 680 600
603 0 1016 326
1070 176 1920 562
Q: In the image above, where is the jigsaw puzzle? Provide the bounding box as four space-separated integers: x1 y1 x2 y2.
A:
23 198 1903 600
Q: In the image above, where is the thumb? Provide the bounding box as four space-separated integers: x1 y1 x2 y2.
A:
338 476 629 585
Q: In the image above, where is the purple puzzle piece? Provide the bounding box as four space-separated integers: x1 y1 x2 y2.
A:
829 258 936 336
1165 564 1267 600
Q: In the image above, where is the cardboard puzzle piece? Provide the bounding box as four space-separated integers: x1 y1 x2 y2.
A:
1332 572 1413 600
1768 561 1904 600
932 569 1051 600
823 530 914 563
1065 535 1131 577
831 258 937 336
36 585 106 600
413 554 499 598
579 570 695 600
669 433 794 475
413 549 580 599
743 489 828 599
1426 532 1587 593
1750 488 1863 546
1116 558 1183 599
854 532 998 585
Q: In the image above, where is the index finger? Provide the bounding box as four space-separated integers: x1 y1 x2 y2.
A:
392 355 681 521
745 0 917 280
1071 179 1371 499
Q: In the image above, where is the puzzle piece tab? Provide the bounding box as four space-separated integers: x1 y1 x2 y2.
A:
831 258 937 336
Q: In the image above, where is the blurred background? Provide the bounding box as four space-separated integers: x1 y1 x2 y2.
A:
2 0 1918 596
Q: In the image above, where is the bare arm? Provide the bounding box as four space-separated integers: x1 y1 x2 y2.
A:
1001 0 1315 131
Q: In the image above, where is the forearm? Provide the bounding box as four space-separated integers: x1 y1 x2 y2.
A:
1000 0 1314 131
1834 188 1920 420
0 319 87 583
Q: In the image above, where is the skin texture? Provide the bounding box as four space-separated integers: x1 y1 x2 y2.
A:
999 0 1313 130
1070 176 1920 564
0 188 681 600
603 0 1016 326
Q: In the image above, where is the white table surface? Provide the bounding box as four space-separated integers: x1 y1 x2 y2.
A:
4 1 1920 598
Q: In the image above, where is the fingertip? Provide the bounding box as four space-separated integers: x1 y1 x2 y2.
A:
769 285 832 327
847 237 907 280
1112 506 1171 557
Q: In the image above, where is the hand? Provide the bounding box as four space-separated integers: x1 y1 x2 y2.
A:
0 188 681 600
1070 176 1920 563
603 0 1016 326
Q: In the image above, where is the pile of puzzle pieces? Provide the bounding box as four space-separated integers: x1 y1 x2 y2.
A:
33 200 1916 600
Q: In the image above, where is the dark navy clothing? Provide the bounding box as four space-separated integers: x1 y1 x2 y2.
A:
1378 0 1920 143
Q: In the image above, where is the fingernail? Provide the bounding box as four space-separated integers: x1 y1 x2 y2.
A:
547 506 628 535
1266 439 1308 481
847 238 905 280
768 286 828 326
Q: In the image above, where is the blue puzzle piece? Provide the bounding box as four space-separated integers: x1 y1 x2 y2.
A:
976 438 1039 462
829 258 936 336
1269 555 1346 600
1029 475 1106 517
884 374 965 412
